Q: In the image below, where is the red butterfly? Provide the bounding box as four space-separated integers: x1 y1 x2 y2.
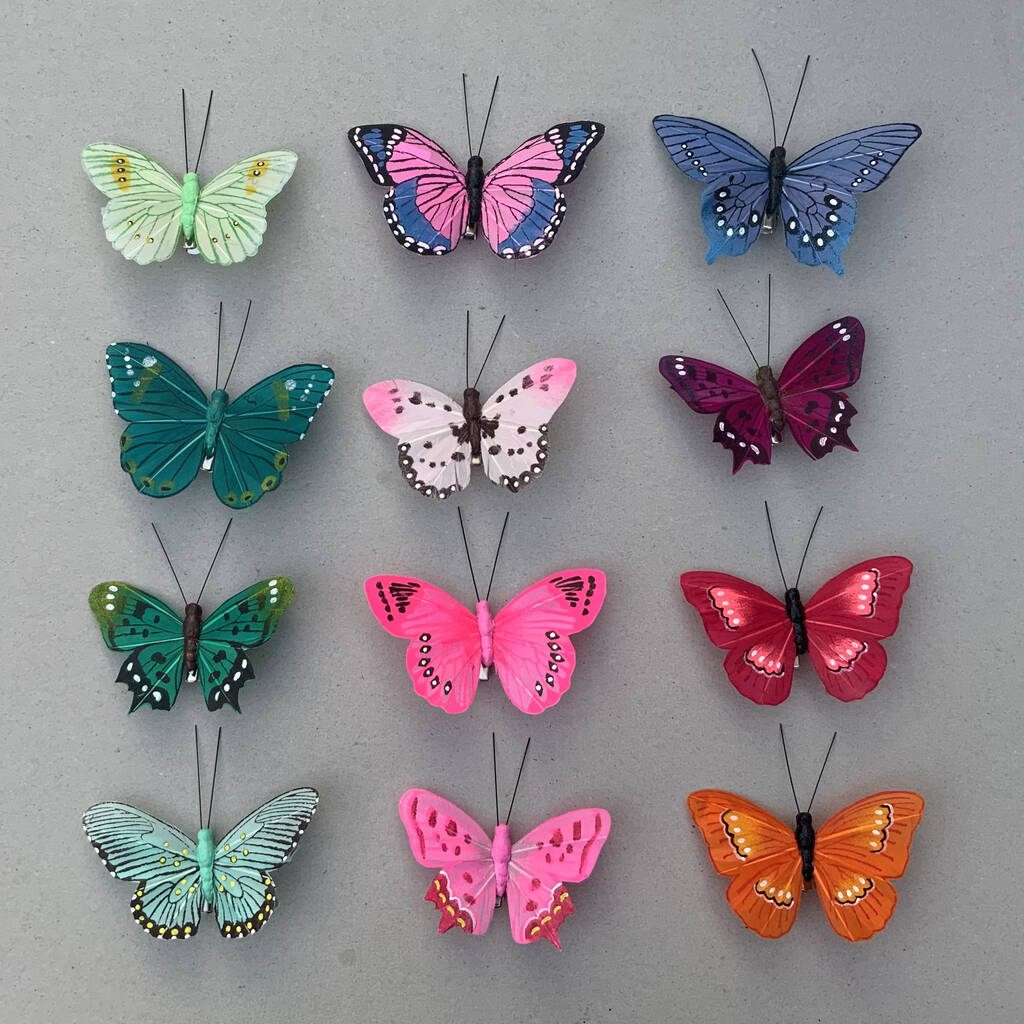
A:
680 509 912 704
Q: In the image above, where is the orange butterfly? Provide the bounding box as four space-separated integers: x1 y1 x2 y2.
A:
688 736 923 941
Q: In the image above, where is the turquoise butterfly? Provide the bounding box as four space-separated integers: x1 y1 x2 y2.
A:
107 342 334 508
81 144 297 265
83 788 318 939
89 577 294 712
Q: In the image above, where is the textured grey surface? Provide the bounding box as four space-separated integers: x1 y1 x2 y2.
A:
2 0 1022 1021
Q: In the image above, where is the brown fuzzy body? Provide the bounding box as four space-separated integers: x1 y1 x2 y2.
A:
755 366 785 441
183 602 202 675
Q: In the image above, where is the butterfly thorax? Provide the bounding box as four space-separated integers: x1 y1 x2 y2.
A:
459 387 499 464
464 156 485 238
492 823 512 907
755 365 785 441
202 389 228 470
764 147 788 231
784 587 808 655
476 600 494 679
183 602 203 681
196 827 216 905
794 811 815 886
181 172 200 245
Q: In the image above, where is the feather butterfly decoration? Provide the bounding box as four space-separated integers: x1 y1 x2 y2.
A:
365 512 606 714
348 76 603 258
82 91 296 265
89 522 293 712
84 728 318 939
680 507 912 705
689 729 924 941
653 53 921 274
363 314 575 498
659 282 864 472
400 738 611 948
108 303 334 509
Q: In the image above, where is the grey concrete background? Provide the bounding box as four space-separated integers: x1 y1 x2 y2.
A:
2 0 1021 1021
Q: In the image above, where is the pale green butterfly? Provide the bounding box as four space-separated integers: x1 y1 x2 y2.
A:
81 91 296 265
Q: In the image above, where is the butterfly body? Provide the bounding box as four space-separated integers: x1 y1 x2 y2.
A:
182 602 203 680
464 155 486 234
476 599 494 673
764 146 788 229
195 827 217 904
794 810 815 883
754 364 785 439
784 587 808 655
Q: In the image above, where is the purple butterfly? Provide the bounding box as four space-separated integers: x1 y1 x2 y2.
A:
348 77 603 259
659 290 865 472
653 54 920 274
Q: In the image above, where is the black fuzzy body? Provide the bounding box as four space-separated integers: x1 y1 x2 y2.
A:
795 811 815 883
784 587 808 655
465 156 485 237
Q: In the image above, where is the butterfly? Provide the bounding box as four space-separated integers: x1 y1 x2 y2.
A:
107 327 333 509
84 732 317 940
653 55 920 274
82 92 296 264
364 350 576 499
660 308 865 473
680 511 912 704
688 733 923 941
348 77 602 258
400 783 610 948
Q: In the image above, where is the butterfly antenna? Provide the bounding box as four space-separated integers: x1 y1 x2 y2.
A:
794 506 824 589
779 724 801 813
205 726 222 829
462 73 473 156
504 736 531 825
152 523 188 605
766 275 772 366
221 299 253 392
751 49 778 148
458 507 481 603
475 75 500 156
492 732 500 827
780 55 811 149
764 501 789 590
484 511 511 602
465 310 471 390
214 301 223 390
196 519 233 605
472 314 506 388
195 724 204 830
193 90 214 176
182 89 190 173
806 731 838 813
717 290 760 371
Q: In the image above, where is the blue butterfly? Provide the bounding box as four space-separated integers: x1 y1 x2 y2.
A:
653 56 921 274
107 304 334 508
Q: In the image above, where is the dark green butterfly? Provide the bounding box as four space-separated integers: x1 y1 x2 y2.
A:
89 577 293 712
107 340 334 508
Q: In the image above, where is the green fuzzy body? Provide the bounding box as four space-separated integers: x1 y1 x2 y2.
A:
181 173 199 243
204 389 228 460
197 828 215 903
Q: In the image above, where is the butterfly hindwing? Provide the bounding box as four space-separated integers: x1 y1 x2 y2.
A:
106 343 208 498
81 145 184 263
480 122 604 259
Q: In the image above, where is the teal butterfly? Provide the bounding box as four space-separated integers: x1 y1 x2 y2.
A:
107 341 334 508
83 788 318 939
89 576 294 712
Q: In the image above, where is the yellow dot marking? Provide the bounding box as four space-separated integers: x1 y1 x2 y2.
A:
171 928 178 936
181 849 189 856
173 861 180 867
184 926 192 934
229 880 236 887
240 834 246 840
159 857 166 863
242 848 249 856
110 155 131 192
223 845 231 852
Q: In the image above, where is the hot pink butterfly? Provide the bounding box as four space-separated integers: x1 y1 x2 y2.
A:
363 357 577 499
365 569 606 714
399 788 611 948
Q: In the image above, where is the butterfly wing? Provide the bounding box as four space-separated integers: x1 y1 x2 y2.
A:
812 791 924 941
651 117 770 262
210 788 318 938
363 380 471 499
479 122 604 259
83 802 203 939
399 790 497 936
106 343 207 498
777 317 864 459
781 124 921 273
212 364 335 509
364 576 483 712
196 579 295 711
491 571 607 714
88 582 186 711
679 573 795 704
687 790 804 938
81 144 183 263
506 808 611 948
659 356 772 471
478 359 576 492
191 151 297 264
802 557 913 701
348 125 469 254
